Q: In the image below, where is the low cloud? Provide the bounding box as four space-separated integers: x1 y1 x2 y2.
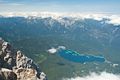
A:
0 12 120 25
63 72 120 80
47 47 57 54
47 46 66 54
106 15 120 26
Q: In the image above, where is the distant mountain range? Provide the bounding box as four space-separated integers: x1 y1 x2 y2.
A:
0 13 120 80
0 12 120 25
0 14 120 58
0 13 120 45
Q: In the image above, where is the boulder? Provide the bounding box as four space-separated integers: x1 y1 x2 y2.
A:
15 68 37 80
39 72 47 80
0 68 17 80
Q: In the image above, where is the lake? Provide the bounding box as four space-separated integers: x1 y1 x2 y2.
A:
58 49 105 63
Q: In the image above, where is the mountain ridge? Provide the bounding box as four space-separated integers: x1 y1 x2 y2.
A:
0 12 120 25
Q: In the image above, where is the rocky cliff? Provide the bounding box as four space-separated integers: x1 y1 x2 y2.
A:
0 37 47 80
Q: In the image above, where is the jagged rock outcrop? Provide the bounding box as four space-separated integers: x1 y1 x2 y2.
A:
0 37 47 80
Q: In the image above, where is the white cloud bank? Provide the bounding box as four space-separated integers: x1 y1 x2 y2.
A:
47 46 66 54
63 72 120 80
47 47 57 54
0 12 120 25
106 15 120 25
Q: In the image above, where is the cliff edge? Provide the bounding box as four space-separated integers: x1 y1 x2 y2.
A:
0 37 47 80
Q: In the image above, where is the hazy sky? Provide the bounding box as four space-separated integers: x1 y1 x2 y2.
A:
0 0 120 14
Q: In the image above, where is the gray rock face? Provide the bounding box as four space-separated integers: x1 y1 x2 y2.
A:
0 37 47 80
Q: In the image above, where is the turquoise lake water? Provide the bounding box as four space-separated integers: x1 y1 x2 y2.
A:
58 50 105 63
